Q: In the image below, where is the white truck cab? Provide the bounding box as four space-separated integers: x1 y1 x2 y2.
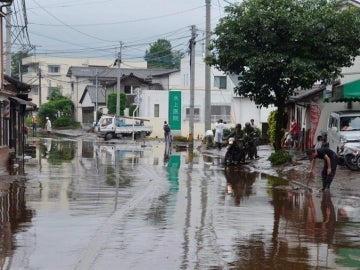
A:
327 110 360 152
97 115 152 140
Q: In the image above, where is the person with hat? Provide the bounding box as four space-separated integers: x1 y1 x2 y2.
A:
45 117 52 135
214 119 226 150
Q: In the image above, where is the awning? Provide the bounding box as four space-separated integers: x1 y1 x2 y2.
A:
8 96 37 109
331 79 360 102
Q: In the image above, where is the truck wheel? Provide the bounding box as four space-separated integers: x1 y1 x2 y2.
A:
105 132 114 141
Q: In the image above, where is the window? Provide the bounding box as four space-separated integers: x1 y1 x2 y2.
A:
124 85 132 94
154 104 159 117
185 107 200 121
214 76 227 89
48 65 60 74
211 105 231 122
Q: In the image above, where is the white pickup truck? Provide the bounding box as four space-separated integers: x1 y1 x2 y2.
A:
96 115 152 140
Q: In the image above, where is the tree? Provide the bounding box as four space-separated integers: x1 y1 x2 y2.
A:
107 93 127 116
145 39 184 69
38 94 75 127
207 0 360 150
11 50 31 81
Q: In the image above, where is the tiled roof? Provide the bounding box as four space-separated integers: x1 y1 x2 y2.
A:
67 66 178 79
79 85 106 104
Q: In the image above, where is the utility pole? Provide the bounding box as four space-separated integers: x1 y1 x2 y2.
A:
116 42 123 116
205 0 211 132
95 69 98 123
189 25 197 150
5 5 11 76
38 68 42 106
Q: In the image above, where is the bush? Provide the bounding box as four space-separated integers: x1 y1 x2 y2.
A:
223 128 231 138
268 149 292 165
53 117 73 128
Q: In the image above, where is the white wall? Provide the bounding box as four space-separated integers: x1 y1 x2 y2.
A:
231 97 276 128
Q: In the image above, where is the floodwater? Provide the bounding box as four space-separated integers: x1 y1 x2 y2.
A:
1 136 360 270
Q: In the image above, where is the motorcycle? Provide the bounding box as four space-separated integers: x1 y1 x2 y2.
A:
224 137 246 165
337 143 360 171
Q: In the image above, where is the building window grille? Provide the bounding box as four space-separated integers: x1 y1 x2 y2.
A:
214 76 227 89
185 107 200 121
211 105 231 123
48 65 60 74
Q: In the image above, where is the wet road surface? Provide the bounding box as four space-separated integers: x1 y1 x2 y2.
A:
1 135 360 269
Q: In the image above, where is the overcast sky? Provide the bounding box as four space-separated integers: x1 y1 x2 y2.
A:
12 0 237 61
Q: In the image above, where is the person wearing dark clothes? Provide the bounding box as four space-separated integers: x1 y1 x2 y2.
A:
307 147 338 191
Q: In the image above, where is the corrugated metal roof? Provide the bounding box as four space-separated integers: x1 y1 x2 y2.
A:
288 85 326 102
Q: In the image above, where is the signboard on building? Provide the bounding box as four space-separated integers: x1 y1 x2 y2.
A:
169 91 181 130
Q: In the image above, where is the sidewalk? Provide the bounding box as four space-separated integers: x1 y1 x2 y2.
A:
200 143 317 191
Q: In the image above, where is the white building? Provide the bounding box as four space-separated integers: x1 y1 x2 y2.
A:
21 55 276 139
22 56 147 108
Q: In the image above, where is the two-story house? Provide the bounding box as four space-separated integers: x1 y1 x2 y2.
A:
21 56 147 109
21 55 276 139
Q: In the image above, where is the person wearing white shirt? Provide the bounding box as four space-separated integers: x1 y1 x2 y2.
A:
215 119 225 150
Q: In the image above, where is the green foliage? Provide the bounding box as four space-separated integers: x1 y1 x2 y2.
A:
46 141 75 165
267 110 278 147
96 110 103 121
207 0 360 150
107 93 127 115
48 87 63 100
268 149 292 165
11 50 31 81
129 104 138 116
25 115 35 126
223 128 231 138
38 94 75 127
38 102 56 126
53 117 72 127
144 39 184 69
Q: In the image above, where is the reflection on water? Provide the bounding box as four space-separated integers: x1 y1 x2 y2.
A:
224 166 256 206
0 180 33 268
1 139 360 269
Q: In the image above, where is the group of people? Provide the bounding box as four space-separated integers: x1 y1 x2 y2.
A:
163 117 337 192
214 118 259 158
29 115 52 136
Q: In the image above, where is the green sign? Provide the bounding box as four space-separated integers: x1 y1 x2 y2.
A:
169 91 181 130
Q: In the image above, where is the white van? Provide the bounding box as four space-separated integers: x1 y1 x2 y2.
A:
327 110 360 152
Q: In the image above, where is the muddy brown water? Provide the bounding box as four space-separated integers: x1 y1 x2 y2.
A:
0 137 360 269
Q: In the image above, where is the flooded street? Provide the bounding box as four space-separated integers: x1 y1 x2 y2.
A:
1 135 360 269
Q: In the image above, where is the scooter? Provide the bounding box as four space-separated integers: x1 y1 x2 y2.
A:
224 137 246 165
338 143 360 171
